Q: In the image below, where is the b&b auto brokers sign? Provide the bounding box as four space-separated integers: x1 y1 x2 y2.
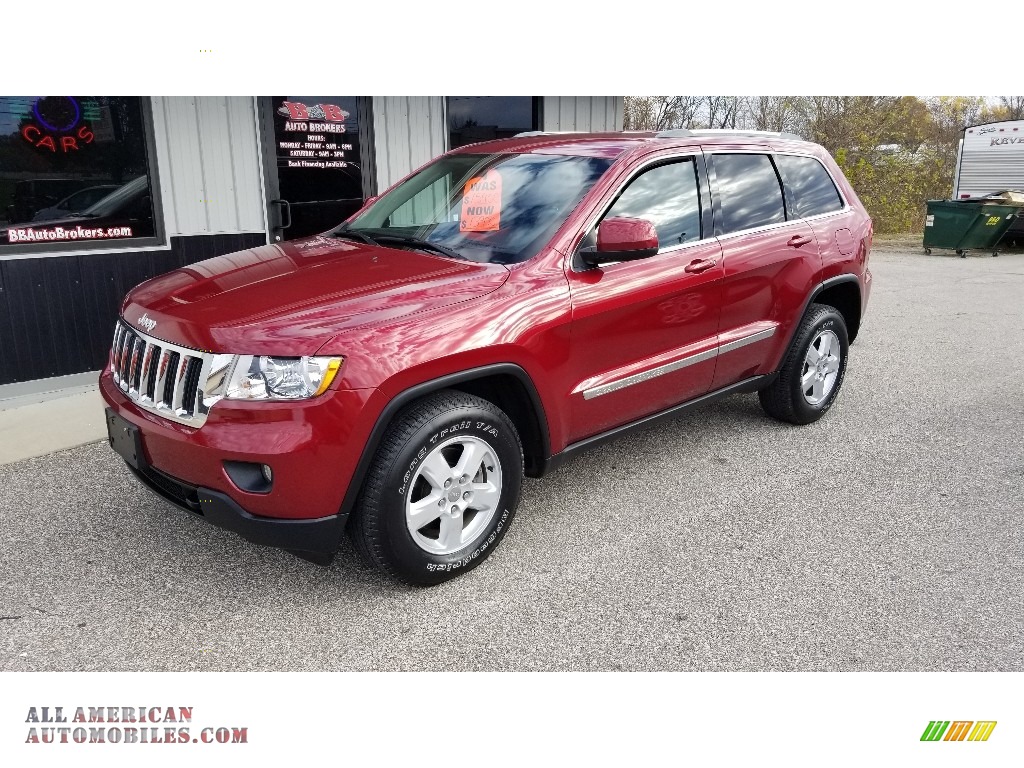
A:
275 100 355 169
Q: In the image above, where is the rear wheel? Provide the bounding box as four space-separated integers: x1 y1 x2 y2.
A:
351 390 523 585
759 303 849 425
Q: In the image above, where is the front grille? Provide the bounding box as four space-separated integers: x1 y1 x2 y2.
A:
110 320 214 427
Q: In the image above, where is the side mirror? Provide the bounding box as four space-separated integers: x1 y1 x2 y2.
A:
581 217 659 267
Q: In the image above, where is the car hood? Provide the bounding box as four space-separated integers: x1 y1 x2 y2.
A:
121 235 510 355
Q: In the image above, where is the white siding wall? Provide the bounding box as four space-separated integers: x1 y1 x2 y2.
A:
150 97 266 237
542 97 623 132
372 96 447 192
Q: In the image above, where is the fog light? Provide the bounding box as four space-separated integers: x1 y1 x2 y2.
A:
223 460 273 494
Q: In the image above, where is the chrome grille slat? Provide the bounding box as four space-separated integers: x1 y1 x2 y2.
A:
143 345 161 402
153 349 172 404
110 325 124 378
117 329 133 385
170 351 189 413
117 331 133 391
127 337 145 396
160 351 180 409
107 320 214 427
181 357 203 416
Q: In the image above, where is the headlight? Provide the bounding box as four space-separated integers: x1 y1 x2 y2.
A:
205 355 342 403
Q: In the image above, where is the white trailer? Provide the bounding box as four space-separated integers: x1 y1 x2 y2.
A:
953 119 1024 245
953 119 1024 199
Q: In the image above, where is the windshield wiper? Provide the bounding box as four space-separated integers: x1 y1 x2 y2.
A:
330 227 379 247
371 234 468 261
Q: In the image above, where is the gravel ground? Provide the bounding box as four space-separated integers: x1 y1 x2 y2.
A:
1 247 1022 671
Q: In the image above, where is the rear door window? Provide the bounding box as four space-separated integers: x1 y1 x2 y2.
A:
776 154 844 217
712 154 786 235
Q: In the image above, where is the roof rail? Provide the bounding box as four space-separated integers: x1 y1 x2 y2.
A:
673 129 805 141
512 130 575 138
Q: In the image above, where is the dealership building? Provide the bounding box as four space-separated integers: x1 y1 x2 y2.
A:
0 95 623 390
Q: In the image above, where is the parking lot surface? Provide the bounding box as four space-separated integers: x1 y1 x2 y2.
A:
1 247 1022 671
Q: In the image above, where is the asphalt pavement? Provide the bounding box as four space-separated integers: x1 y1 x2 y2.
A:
2 246 1022 671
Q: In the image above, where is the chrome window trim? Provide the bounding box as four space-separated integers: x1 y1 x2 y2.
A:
581 326 776 400
715 217 805 243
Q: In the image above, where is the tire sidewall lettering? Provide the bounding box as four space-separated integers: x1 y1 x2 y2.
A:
426 509 511 572
398 419 502 497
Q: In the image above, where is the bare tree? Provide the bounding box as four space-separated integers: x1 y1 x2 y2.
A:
1000 96 1024 121
623 96 703 130
622 96 655 130
702 96 741 129
745 96 797 133
658 96 703 129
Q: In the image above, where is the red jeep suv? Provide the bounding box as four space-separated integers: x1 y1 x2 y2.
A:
100 129 872 584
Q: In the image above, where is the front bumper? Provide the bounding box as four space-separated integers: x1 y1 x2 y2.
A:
100 368 386 561
126 461 343 561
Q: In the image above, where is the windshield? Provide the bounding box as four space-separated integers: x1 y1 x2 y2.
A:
343 152 612 264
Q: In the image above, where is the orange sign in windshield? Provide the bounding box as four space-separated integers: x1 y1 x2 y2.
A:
460 170 502 232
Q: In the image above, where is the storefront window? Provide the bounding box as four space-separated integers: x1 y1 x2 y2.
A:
0 97 159 252
447 97 540 149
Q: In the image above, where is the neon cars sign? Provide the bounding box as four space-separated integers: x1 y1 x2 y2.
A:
20 97 94 153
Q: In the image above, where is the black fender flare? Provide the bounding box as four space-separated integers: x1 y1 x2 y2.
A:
338 363 550 521
776 274 862 367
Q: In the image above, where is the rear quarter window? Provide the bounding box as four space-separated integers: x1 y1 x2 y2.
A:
776 154 844 217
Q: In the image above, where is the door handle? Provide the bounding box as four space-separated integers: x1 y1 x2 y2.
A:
271 199 292 230
684 258 718 274
787 235 813 247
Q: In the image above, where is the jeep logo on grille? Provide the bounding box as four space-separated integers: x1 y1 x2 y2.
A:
137 313 157 333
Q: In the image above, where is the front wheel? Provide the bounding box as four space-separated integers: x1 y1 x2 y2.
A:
350 390 523 585
759 303 850 425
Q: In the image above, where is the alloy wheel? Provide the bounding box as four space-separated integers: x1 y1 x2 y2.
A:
800 329 841 405
405 436 502 555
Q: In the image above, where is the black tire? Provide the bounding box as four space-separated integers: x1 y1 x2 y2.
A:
924 248 932 255
350 389 523 586
758 303 849 425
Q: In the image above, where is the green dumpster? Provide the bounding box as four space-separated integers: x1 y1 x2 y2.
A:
923 199 1022 258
